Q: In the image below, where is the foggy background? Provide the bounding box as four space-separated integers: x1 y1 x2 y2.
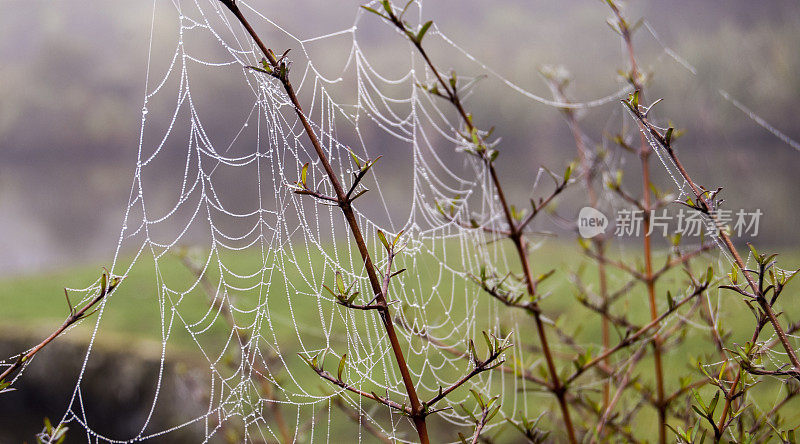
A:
2 0 799 276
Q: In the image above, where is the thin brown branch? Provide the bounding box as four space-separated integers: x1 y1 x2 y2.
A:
313 367 409 413
393 315 552 389
470 407 492 444
652 243 713 280
583 249 645 281
591 343 648 442
426 348 507 409
716 318 766 439
217 2 429 441
517 182 568 232
378 7 577 440
628 103 800 377
0 270 120 384
567 282 708 385
606 2 667 440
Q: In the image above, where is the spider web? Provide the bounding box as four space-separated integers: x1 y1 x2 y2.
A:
44 1 594 440
9 0 788 442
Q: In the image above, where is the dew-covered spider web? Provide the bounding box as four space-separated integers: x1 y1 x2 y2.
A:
6 0 799 443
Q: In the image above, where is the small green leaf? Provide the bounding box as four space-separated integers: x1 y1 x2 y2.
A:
52 424 68 442
361 6 380 15
784 268 799 286
338 353 347 381
350 189 369 202
486 405 501 422
377 230 390 252
708 391 720 415
718 360 728 380
470 389 484 408
416 20 432 42
348 149 362 168
300 162 309 187
260 58 272 73
665 127 674 145
381 0 393 16
747 243 759 261
336 271 345 294
100 271 108 295
399 0 415 17
692 389 706 411
482 331 492 355
393 230 404 248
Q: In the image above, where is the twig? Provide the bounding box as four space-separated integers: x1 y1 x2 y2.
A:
216 2 429 441
567 282 708 384
606 2 667 440
627 95 800 377
0 270 121 384
370 5 578 440
591 343 648 442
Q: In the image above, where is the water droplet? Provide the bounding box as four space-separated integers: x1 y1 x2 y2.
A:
142 107 149 115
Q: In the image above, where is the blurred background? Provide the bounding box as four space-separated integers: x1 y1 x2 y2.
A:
1 0 799 276
1 0 800 441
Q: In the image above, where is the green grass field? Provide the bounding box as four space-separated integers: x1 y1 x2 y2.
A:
3 240 800 441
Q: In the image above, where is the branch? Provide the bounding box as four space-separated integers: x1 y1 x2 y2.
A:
651 243 713 281
469 406 493 444
216 2 430 441
373 5 576 438
517 178 569 232
300 354 409 414
425 333 511 409
567 282 708 384
626 100 800 375
394 315 552 390
591 343 648 442
0 269 121 385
